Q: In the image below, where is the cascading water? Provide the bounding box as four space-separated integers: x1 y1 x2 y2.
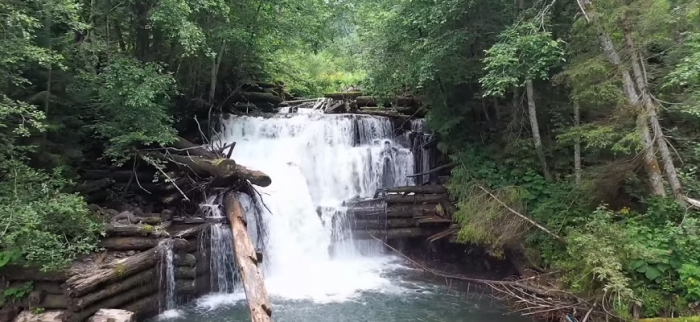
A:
158 240 180 318
199 111 416 306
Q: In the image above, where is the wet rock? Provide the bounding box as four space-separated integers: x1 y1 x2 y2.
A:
126 251 136 256
88 309 135 322
13 310 64 322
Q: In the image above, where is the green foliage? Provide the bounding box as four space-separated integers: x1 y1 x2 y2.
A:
481 22 565 97
0 161 103 271
77 58 177 163
0 282 33 305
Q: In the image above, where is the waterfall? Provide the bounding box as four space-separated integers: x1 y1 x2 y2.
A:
158 240 181 319
409 119 434 185
199 112 418 307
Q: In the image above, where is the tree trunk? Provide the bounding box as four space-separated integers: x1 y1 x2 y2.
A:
105 224 168 237
225 194 272 322
574 100 582 184
622 16 684 203
525 80 552 181
579 0 666 196
68 284 158 322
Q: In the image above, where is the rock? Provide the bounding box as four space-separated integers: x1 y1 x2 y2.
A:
13 310 64 322
88 309 135 322
126 251 136 256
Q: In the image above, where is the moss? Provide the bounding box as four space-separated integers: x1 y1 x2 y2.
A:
640 317 700 322
140 224 155 233
114 263 127 277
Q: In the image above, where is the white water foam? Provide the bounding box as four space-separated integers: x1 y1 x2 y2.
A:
198 113 416 309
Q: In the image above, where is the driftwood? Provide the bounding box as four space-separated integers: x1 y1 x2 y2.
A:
384 194 444 204
173 224 209 239
68 269 157 311
143 152 271 187
383 185 446 194
225 194 272 322
64 241 185 297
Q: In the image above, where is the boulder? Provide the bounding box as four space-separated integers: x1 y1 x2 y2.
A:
88 309 135 322
13 310 64 322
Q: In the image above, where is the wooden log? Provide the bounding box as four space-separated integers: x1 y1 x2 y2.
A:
353 219 417 229
4 281 64 295
384 194 445 204
324 92 363 100
355 96 422 107
68 269 157 311
77 178 116 194
64 241 185 297
24 290 68 309
173 224 209 239
143 152 271 187
383 185 447 194
234 92 283 105
98 237 159 251
175 267 196 279
173 253 197 267
175 280 195 294
69 284 158 322
105 224 167 237
225 194 272 322
0 266 67 282
119 294 159 320
407 163 457 178
346 204 438 219
353 110 409 120
353 228 437 240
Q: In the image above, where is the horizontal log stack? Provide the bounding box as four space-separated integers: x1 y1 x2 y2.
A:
268 91 428 119
341 185 456 242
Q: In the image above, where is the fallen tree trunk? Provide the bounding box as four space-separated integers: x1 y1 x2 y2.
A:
142 152 271 187
355 96 422 107
65 241 186 297
98 237 159 251
353 228 437 240
1 266 67 282
383 185 446 194
234 92 283 105
353 219 417 229
346 204 437 219
225 194 272 322
68 269 157 310
384 194 445 204
353 110 409 120
25 290 68 309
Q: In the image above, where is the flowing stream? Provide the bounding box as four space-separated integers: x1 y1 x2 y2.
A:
156 111 524 321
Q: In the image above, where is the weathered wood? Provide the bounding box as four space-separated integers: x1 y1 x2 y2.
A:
64 242 185 297
225 194 272 322
384 194 444 204
173 224 209 239
173 253 197 267
98 237 159 251
353 219 417 229
355 95 422 107
24 290 68 309
176 279 195 294
13 310 65 322
323 92 363 100
88 309 135 322
69 284 157 322
170 136 217 159
0 266 67 282
383 185 446 194
353 228 437 240
353 110 410 120
233 92 283 105
346 204 438 219
68 269 157 311
175 267 196 279
119 294 159 320
406 163 456 178
143 152 271 187
105 224 167 237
